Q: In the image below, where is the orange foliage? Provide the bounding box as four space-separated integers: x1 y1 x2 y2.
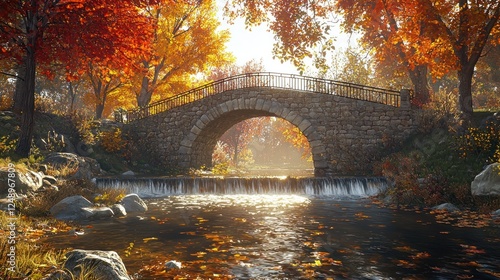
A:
128 0 233 107
225 0 500 113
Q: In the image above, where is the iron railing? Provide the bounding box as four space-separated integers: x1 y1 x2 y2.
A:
117 72 402 123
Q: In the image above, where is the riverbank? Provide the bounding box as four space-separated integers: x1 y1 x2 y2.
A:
373 110 500 212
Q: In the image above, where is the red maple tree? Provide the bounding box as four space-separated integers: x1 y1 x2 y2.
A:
0 0 156 156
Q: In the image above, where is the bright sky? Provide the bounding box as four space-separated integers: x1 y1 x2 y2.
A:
216 1 360 75
215 0 300 74
218 17 299 74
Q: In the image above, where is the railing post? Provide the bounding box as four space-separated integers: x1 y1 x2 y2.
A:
400 89 411 108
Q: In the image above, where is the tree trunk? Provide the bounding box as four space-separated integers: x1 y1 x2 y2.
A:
13 58 27 114
137 76 152 107
15 47 36 157
458 69 474 120
95 103 104 119
68 81 76 114
407 65 430 107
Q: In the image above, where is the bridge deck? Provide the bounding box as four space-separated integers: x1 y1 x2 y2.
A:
116 72 404 123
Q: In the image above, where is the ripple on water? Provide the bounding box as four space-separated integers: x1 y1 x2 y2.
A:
44 195 500 279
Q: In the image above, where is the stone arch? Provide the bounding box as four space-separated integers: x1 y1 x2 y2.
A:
179 97 328 176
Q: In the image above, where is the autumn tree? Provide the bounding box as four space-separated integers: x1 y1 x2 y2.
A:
224 0 500 114
86 63 124 119
207 58 264 81
322 47 373 86
220 117 267 166
130 0 232 107
0 0 154 156
419 0 500 117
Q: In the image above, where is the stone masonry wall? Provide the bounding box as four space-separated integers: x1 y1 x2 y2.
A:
126 87 417 176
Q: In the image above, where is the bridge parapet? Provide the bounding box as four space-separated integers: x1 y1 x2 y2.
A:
116 72 410 123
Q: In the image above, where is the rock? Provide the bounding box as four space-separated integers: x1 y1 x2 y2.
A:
82 206 115 219
50 195 94 220
36 131 75 153
61 136 76 153
165 260 182 270
42 152 78 170
0 168 44 194
121 170 135 176
471 163 500 196
120 194 148 213
492 209 500 219
42 175 58 185
111 204 127 217
75 141 94 156
37 164 49 173
38 185 59 192
55 249 130 280
432 203 460 212
35 138 49 151
42 152 101 180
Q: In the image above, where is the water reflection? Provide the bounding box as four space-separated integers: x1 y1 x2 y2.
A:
44 195 500 279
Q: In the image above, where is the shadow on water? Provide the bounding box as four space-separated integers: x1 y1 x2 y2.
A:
44 177 500 279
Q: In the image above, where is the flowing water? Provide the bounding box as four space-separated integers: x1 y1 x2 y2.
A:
44 177 500 279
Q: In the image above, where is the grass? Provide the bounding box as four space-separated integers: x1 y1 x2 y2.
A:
0 211 69 279
0 177 129 279
18 179 127 217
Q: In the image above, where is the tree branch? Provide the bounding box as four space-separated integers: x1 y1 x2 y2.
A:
0 71 23 80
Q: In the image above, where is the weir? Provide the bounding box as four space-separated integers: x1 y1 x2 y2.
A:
95 177 387 198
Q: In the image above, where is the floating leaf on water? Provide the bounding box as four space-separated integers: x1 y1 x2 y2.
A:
143 237 158 243
395 259 416 268
191 251 206 258
455 261 481 267
410 252 430 259
355 212 370 219
460 244 486 255
394 246 414 253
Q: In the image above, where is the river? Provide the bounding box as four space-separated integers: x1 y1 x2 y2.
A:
44 177 500 279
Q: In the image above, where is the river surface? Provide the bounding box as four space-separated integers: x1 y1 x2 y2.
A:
44 178 500 279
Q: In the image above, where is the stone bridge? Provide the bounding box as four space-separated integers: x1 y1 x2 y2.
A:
120 73 418 176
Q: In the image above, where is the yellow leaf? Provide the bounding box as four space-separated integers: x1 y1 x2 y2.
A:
143 237 158 243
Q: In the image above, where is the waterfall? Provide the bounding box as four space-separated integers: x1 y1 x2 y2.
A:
95 177 387 198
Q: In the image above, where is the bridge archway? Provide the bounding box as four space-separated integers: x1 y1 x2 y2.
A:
179 98 328 176
124 73 416 176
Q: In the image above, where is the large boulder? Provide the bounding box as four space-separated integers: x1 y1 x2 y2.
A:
45 249 130 280
50 196 118 220
42 152 101 180
50 195 94 220
120 194 148 213
36 131 76 153
0 168 44 194
471 163 500 196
